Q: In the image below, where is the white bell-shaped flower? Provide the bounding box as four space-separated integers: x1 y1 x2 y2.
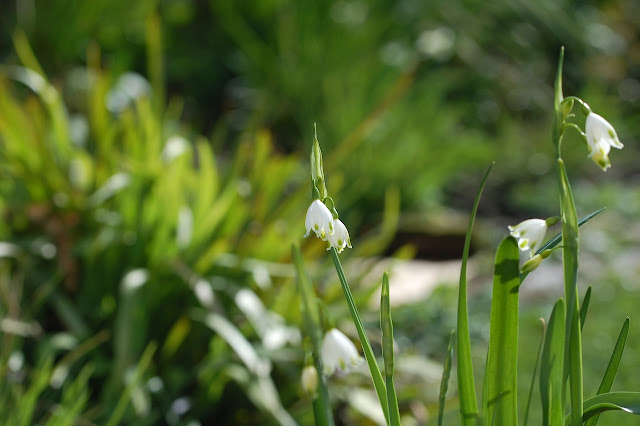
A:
326 219 352 253
321 328 363 376
508 218 548 254
585 112 623 171
304 200 334 240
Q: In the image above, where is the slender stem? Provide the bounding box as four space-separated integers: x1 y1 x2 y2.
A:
292 244 334 426
553 47 583 424
330 248 390 424
562 96 591 115
562 122 585 138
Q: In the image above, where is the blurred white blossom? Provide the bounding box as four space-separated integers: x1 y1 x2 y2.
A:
321 328 363 376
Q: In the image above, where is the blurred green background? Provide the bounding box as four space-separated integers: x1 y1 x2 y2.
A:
0 0 638 424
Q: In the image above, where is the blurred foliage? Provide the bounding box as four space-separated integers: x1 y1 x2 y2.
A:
2 0 639 223
0 44 316 423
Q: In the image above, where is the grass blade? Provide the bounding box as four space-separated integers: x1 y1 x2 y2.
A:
585 317 630 426
292 243 334 426
482 236 520 425
456 163 493 425
580 286 592 332
106 342 157 426
380 272 402 426
438 330 455 426
523 319 545 426
540 298 565 426
569 392 640 423
537 209 605 256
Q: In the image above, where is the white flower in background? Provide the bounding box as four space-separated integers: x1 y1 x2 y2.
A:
304 200 334 240
508 219 548 255
301 365 318 396
327 219 352 253
321 328 363 376
585 112 623 171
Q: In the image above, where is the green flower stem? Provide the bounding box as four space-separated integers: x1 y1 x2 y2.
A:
292 243 334 426
562 96 591 115
553 47 583 425
562 122 585 137
330 247 390 425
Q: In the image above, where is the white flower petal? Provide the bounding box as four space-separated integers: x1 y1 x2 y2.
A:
326 219 352 253
304 200 334 240
585 112 623 170
321 328 363 376
508 219 547 254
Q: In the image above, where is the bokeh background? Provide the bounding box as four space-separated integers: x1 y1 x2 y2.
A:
0 0 639 424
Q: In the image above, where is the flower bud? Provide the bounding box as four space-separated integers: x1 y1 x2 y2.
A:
520 249 554 274
301 365 318 397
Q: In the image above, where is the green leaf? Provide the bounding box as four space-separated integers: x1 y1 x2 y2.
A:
580 286 592 332
568 392 640 423
380 272 402 426
586 317 630 426
438 330 455 426
292 244 333 426
194 310 297 426
106 342 157 426
482 236 520 425
523 319 545 426
538 208 605 256
540 298 565 426
456 163 492 425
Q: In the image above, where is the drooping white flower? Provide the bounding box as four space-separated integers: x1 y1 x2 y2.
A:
585 112 623 171
301 365 318 396
304 200 334 240
326 219 352 253
508 219 548 254
321 328 363 376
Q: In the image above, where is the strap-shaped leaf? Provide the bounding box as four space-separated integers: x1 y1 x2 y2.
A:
380 272 401 426
482 236 520 425
586 317 630 426
566 391 640 423
540 299 565 426
438 330 455 426
456 163 492 425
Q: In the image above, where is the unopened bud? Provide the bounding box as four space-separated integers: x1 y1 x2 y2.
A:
521 249 554 274
545 216 560 227
301 365 318 397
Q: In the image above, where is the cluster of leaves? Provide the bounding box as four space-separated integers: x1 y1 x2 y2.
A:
0 36 334 424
